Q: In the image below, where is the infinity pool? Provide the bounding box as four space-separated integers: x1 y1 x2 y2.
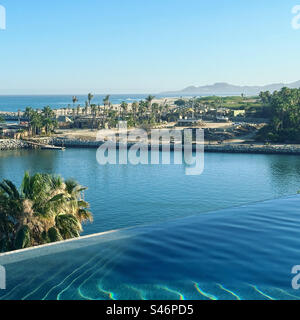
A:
1 196 300 300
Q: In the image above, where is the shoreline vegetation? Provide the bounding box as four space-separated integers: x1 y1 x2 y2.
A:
1 87 300 155
0 172 93 253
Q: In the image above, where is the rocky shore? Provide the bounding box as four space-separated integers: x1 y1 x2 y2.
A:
1 137 300 155
0 139 30 150
51 138 300 155
52 138 103 148
204 143 300 155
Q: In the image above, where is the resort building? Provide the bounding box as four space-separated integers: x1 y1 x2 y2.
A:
0 123 28 139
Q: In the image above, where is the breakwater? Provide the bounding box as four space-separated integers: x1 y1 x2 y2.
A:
0 111 26 121
1 137 300 155
204 143 300 155
0 139 30 150
51 138 300 155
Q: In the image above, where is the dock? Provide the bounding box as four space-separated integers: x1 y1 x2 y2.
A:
23 140 65 150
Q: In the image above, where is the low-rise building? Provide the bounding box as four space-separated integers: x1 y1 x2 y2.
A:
0 123 29 138
232 110 246 117
57 116 73 128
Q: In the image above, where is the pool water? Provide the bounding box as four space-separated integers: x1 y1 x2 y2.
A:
1 196 300 300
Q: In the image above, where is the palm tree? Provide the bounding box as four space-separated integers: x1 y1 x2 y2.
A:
120 101 128 118
43 117 57 136
0 173 93 252
24 107 35 135
103 95 110 108
146 95 155 109
30 112 43 136
138 100 147 117
84 104 88 116
0 180 23 251
88 93 94 106
91 105 98 130
72 96 78 108
42 106 54 119
42 106 55 135
131 101 138 120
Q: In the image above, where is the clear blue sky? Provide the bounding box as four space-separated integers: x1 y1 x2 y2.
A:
0 0 300 94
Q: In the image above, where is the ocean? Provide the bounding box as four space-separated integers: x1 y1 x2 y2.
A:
0 94 157 112
0 93 236 112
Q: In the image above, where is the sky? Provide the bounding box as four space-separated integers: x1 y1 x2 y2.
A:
0 0 300 94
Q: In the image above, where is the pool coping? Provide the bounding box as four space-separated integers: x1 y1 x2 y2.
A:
1 194 299 265
0 229 122 265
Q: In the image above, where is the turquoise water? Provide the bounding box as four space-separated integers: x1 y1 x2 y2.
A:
1 149 300 300
1 196 300 300
0 149 300 235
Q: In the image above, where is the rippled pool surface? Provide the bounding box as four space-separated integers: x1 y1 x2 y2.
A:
1 196 300 300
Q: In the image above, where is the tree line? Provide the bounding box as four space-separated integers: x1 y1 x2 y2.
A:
24 106 58 136
257 87 300 143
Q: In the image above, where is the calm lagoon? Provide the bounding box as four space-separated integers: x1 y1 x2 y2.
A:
0 149 300 235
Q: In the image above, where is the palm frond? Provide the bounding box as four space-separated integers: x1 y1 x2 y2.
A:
77 200 89 208
65 179 78 195
77 209 93 223
49 193 65 202
55 214 82 239
0 180 20 200
3 180 20 200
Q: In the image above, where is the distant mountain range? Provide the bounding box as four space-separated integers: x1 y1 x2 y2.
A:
161 81 300 96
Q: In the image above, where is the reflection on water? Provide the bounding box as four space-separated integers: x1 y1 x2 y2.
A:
1 149 300 235
1 196 300 300
0 150 58 178
267 156 300 194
